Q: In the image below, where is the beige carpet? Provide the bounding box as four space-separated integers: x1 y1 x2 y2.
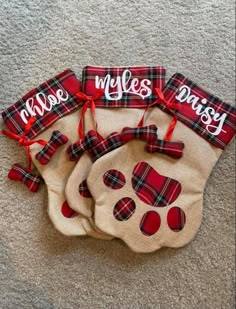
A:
0 0 235 308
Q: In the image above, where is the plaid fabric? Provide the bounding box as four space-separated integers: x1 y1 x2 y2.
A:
121 125 158 143
113 197 136 221
67 130 99 161
88 132 124 162
61 201 79 218
140 211 161 236
78 179 92 198
132 162 181 207
8 163 42 192
167 207 186 232
159 73 236 149
146 139 185 158
35 130 68 165
103 169 126 190
2 69 82 140
82 66 165 107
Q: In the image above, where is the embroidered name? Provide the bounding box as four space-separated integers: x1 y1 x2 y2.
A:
20 88 69 124
95 69 152 101
176 85 227 136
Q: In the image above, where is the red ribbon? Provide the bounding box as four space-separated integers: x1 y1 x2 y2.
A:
76 90 104 141
138 88 181 141
2 117 47 170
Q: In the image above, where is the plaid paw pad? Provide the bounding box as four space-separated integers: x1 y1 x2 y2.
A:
113 197 136 221
61 201 79 218
140 211 161 236
78 179 92 198
132 162 181 207
103 169 126 189
167 207 186 232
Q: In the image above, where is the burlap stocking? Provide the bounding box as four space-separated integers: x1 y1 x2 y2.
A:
1 69 111 239
65 125 159 219
87 73 236 253
65 66 165 224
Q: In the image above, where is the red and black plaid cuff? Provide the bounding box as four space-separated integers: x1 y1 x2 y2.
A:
159 73 236 149
82 66 165 107
2 69 82 140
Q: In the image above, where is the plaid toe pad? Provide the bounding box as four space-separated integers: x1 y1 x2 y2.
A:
113 197 136 221
140 211 161 236
78 179 92 198
103 169 126 190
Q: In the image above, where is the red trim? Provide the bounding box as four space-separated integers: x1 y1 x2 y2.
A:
2 69 82 139
159 73 236 149
82 66 166 107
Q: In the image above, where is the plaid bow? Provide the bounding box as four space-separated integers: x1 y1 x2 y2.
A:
8 163 42 192
146 139 185 158
121 125 158 143
35 130 69 165
67 130 100 161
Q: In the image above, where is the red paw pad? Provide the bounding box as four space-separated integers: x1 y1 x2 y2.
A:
140 211 161 236
132 162 181 207
113 197 136 221
61 201 79 218
78 179 92 198
167 207 186 232
103 169 126 190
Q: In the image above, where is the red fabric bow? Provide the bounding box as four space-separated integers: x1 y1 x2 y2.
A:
76 89 104 140
2 117 47 170
138 88 181 141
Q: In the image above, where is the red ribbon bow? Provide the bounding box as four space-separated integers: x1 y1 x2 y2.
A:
2 117 47 170
138 88 181 141
76 89 104 140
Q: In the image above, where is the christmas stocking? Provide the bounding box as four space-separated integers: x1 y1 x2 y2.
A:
64 66 165 219
65 125 159 219
86 73 236 253
78 66 165 138
1 69 110 239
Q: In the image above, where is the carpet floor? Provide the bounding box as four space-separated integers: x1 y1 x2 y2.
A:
0 0 235 308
